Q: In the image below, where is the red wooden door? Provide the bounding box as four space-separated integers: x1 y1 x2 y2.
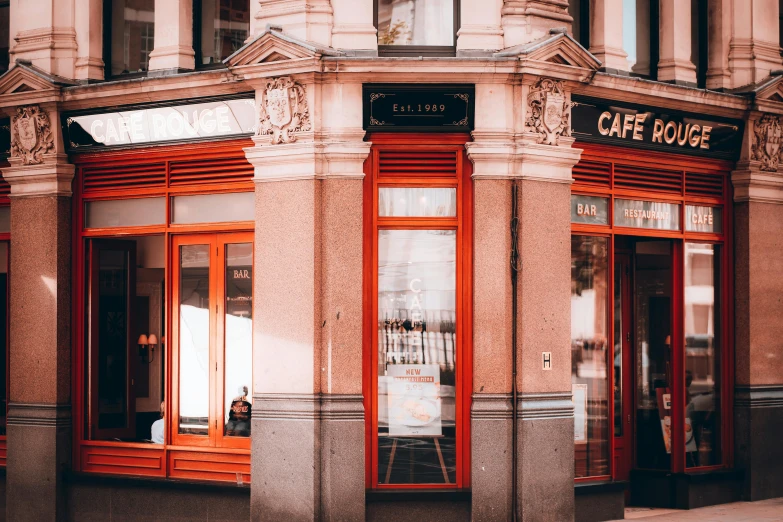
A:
613 253 633 481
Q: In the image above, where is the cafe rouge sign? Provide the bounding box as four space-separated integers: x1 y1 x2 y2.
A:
63 96 257 150
571 96 743 159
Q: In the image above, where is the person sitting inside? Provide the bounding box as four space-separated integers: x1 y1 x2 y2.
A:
225 386 251 437
151 401 164 444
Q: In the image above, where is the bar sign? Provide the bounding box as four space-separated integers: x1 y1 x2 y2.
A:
542 352 552 370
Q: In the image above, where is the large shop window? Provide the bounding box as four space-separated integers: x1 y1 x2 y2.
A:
570 144 731 481
365 135 472 489
75 140 255 482
194 0 250 66
105 0 155 76
376 0 459 56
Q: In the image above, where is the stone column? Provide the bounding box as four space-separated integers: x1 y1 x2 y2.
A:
254 0 334 48
732 113 783 501
244 76 369 521
657 0 697 84
588 0 629 73
458 0 504 54
501 0 574 48
330 0 376 52
727 0 783 88
516 78 581 521
148 0 195 72
9 0 78 79
3 104 74 522
74 0 104 80
465 83 516 522
706 0 731 90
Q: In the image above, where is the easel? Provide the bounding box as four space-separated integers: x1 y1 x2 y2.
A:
383 435 449 484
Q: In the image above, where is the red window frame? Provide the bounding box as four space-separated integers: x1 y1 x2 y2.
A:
363 133 473 490
570 143 734 482
0 167 10 467
71 139 254 483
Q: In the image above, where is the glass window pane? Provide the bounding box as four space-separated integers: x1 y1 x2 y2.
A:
0 206 9 233
171 192 254 224
179 244 210 436
110 0 155 75
0 2 8 74
571 236 610 478
377 0 454 46
378 229 457 484
379 188 456 217
685 206 723 234
224 243 253 437
0 242 8 435
623 0 651 76
685 243 721 467
200 0 250 64
614 199 680 231
85 198 166 228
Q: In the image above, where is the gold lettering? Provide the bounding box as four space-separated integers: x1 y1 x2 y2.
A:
708 214 713 225
633 114 646 141
664 121 677 144
609 113 622 137
623 114 635 139
598 111 612 136
393 104 398 112
700 126 712 149
688 124 701 147
677 123 690 146
624 209 630 217
590 205 596 216
577 203 584 215
652 119 664 143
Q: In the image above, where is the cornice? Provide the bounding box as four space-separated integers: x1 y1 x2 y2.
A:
2 154 75 198
731 162 783 205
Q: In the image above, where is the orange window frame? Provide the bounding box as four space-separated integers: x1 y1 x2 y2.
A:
363 133 473 490
71 139 254 483
570 143 734 482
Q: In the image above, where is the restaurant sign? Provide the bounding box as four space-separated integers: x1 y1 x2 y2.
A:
614 198 681 231
63 96 257 150
571 96 743 159
363 85 474 132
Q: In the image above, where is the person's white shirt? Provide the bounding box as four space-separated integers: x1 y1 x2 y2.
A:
151 418 164 444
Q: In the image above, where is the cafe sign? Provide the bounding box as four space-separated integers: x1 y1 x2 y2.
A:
64 96 257 150
571 96 743 159
363 84 474 132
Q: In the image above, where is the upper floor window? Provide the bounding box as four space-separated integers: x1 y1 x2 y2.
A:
105 0 155 76
376 0 458 56
622 0 656 78
569 0 590 49
0 1 9 74
195 0 250 66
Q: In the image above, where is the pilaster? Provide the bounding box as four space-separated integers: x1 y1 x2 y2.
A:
8 0 77 79
330 0 376 51
458 0 504 53
74 0 104 81
501 0 573 49
588 0 628 73
727 0 783 89
245 76 368 521
706 0 732 90
148 0 195 72
732 112 783 501
254 0 334 48
2 103 74 522
657 0 697 85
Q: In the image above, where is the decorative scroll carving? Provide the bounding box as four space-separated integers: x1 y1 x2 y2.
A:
257 76 311 144
525 78 570 146
11 105 54 165
751 114 783 172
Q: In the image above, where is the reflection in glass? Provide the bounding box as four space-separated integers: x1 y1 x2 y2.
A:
109 0 155 75
378 229 456 484
179 245 210 435
377 0 454 46
571 236 609 478
613 261 622 438
85 198 166 229
224 243 253 437
634 241 672 470
685 243 721 467
97 249 131 430
379 188 457 217
622 0 652 76
199 0 250 64
171 192 254 224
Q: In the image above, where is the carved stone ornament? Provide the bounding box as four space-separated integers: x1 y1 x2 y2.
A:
257 76 312 144
751 114 783 172
525 78 571 146
11 105 54 165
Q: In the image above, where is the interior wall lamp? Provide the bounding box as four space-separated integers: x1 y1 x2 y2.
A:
138 333 157 364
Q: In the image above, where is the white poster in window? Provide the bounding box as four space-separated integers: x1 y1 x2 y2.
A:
573 383 588 442
387 364 442 437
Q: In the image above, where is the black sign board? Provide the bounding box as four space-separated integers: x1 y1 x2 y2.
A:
363 85 474 132
571 96 743 160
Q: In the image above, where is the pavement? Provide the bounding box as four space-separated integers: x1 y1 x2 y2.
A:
609 497 783 521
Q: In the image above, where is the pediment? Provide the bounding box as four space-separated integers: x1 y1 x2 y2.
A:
495 30 602 72
225 27 343 68
0 60 75 96
754 74 783 101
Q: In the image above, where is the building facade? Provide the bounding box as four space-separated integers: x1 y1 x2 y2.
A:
0 1 780 521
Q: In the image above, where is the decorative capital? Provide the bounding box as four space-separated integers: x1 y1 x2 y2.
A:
257 76 312 145
525 78 571 146
11 105 55 165
751 114 783 172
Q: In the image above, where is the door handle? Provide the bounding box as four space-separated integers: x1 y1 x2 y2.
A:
627 414 631 425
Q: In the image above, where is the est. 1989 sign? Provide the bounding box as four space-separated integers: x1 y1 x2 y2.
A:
363 85 475 132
